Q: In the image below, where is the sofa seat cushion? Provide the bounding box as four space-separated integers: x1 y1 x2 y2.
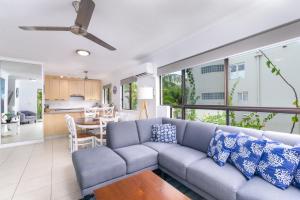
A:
72 146 126 190
187 158 247 200
159 146 206 179
143 142 180 153
237 177 300 200
114 145 158 173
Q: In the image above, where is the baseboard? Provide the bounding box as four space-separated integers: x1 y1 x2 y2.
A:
0 139 44 149
45 135 68 140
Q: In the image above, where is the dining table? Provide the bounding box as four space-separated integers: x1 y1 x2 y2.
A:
75 116 118 129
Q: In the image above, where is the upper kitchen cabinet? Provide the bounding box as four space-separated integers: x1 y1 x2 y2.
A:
59 79 69 100
44 76 69 100
69 79 85 97
84 80 101 100
44 75 101 101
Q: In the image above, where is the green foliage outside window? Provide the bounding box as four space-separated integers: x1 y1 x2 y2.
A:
131 82 138 110
37 89 43 119
162 73 182 106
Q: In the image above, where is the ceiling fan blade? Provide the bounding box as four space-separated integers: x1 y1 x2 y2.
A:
84 32 116 51
75 0 95 29
19 26 70 31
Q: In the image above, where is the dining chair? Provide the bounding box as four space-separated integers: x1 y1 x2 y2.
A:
102 106 114 117
65 114 94 152
84 107 98 118
94 116 119 146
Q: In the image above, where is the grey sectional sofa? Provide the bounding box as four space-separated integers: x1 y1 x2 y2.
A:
72 117 300 200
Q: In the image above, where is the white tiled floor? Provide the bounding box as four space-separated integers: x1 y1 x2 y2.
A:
0 138 81 200
1 122 43 144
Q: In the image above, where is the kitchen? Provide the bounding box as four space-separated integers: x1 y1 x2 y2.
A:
44 75 102 138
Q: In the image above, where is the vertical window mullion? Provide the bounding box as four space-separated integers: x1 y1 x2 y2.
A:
129 83 132 110
224 58 230 125
182 70 186 119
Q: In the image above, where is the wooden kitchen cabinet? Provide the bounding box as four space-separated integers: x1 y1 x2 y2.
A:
84 80 101 100
59 79 69 100
44 76 69 100
44 76 51 100
69 80 85 97
44 112 82 137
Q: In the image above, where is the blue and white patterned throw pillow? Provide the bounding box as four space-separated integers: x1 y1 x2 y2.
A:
294 165 300 189
293 144 300 189
230 133 266 179
207 130 238 166
257 140 300 190
151 124 177 143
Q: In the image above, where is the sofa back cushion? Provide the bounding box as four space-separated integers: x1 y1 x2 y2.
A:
135 118 162 143
263 131 300 146
162 118 187 144
182 121 217 153
217 125 263 139
106 121 140 149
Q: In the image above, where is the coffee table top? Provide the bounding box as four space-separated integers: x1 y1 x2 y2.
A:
94 171 190 200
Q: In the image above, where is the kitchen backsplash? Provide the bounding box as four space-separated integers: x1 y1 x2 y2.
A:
46 97 100 109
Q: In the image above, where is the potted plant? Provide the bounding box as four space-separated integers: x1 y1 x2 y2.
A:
5 112 13 123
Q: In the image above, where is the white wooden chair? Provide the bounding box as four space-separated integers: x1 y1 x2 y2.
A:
65 115 94 152
102 106 114 117
84 107 99 118
94 116 119 146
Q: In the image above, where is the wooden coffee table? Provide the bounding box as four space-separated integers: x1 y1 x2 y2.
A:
94 171 190 200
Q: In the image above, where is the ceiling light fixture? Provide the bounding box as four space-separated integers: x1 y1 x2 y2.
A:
76 49 91 56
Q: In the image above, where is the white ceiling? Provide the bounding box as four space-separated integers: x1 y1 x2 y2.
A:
0 0 259 79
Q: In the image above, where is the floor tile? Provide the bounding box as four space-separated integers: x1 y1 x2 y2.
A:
13 185 51 200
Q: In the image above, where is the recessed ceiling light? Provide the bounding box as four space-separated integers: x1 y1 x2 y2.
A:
76 49 90 56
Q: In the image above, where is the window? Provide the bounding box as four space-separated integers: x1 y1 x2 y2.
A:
160 38 300 134
202 92 225 100
230 62 245 79
171 107 182 119
161 71 182 106
185 109 226 125
122 82 137 110
201 64 224 74
103 84 111 105
237 91 248 103
185 60 225 105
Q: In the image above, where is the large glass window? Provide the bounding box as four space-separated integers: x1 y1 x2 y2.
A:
103 85 111 105
122 82 137 110
185 60 225 105
161 71 182 106
171 107 182 119
228 42 300 108
160 38 300 134
185 109 226 125
229 111 299 134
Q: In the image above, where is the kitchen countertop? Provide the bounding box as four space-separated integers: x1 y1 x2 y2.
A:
45 108 84 114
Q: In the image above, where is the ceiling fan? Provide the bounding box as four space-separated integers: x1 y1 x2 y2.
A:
83 70 89 80
19 0 116 51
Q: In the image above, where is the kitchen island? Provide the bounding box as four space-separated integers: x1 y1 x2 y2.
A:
44 109 84 138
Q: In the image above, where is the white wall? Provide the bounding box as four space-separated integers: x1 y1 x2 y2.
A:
102 63 158 119
15 80 42 114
